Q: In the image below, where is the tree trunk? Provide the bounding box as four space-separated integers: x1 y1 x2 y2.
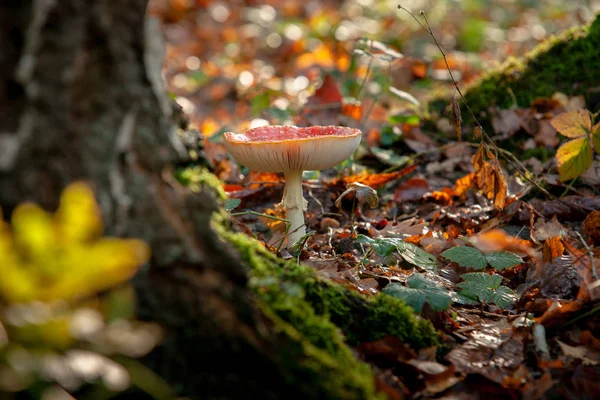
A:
0 2 437 399
0 0 287 398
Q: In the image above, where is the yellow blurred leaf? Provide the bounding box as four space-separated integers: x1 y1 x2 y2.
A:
0 182 151 303
43 239 150 302
550 109 591 138
556 137 592 181
55 182 102 243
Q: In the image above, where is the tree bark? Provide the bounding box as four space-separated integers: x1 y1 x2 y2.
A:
0 0 286 398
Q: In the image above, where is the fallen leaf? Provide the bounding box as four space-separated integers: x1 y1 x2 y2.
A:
394 178 431 203
557 340 600 365
525 196 600 221
550 109 592 138
472 144 508 209
533 119 559 147
542 236 565 262
491 109 521 138
532 216 567 243
335 182 379 209
582 211 600 245
335 165 417 189
556 137 593 182
446 320 526 385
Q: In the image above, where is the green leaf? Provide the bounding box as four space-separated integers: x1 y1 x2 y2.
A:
490 285 519 309
556 137 593 181
387 113 420 126
485 251 522 271
551 109 591 138
457 272 517 308
357 236 437 269
224 198 241 211
383 274 451 312
395 241 438 270
441 246 487 269
451 291 479 306
356 235 396 257
267 107 291 122
379 125 401 147
251 92 271 116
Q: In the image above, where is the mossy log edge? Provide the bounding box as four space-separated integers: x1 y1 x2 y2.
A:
428 15 600 125
213 190 440 399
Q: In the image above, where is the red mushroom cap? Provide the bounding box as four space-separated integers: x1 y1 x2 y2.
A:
224 125 361 172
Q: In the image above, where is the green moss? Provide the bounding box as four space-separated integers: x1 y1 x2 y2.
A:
429 15 600 125
303 280 439 349
175 166 226 200
217 223 440 398
199 163 438 398
221 227 382 399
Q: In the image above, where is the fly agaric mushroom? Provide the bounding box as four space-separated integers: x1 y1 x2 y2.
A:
224 125 361 245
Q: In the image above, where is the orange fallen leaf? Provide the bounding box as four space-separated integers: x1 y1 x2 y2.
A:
336 165 417 189
472 143 508 209
246 171 282 189
543 236 564 262
342 101 362 120
426 189 453 206
454 172 475 197
471 229 536 258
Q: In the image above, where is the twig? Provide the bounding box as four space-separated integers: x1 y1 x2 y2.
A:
575 230 598 280
397 5 558 202
460 309 508 319
356 55 374 100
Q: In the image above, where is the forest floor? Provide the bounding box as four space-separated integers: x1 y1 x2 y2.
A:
150 1 600 398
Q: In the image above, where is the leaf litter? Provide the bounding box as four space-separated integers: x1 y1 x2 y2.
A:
153 1 600 398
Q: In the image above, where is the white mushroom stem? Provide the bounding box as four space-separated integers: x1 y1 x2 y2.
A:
282 169 308 245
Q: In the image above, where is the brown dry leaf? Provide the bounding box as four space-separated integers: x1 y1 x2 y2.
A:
491 109 521 138
446 319 526 386
581 161 600 186
394 178 431 203
472 144 508 209
357 335 417 363
534 119 559 147
453 97 462 140
542 236 565 262
526 196 600 221
373 217 429 239
557 340 600 366
582 211 600 245
563 239 600 301
532 216 566 243
335 182 379 209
